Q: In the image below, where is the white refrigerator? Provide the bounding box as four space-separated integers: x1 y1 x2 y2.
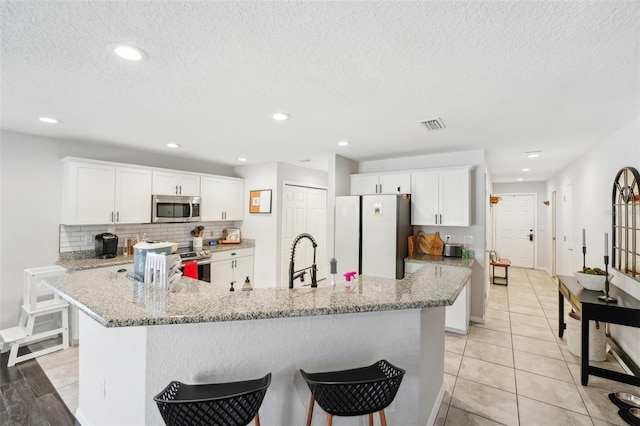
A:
335 194 411 280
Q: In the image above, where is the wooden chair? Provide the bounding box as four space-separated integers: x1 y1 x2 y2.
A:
0 266 69 367
153 373 271 426
301 360 405 426
490 258 511 286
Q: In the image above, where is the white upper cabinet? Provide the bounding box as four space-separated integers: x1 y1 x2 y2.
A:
200 176 244 221
114 167 153 223
411 167 471 227
350 172 411 195
152 171 200 196
62 161 152 225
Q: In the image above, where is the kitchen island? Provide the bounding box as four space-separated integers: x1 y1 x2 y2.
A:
44 264 471 425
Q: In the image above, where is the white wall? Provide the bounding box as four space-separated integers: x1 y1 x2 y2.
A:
233 163 279 288
327 154 358 256
546 115 640 368
358 150 488 321
234 162 328 287
492 181 548 272
0 130 234 329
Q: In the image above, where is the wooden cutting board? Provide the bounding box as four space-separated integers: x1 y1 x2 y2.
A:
408 236 417 257
418 231 445 255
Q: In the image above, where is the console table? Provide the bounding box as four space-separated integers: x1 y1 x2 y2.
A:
558 275 640 387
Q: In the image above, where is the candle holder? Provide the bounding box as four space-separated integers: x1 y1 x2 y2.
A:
598 255 617 303
582 245 587 271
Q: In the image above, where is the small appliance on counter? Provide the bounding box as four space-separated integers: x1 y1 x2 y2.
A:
95 233 118 259
132 241 175 282
443 243 463 258
442 235 463 258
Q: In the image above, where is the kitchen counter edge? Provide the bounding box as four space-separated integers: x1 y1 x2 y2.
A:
57 241 256 271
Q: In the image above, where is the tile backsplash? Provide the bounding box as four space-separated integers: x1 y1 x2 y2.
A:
59 221 238 253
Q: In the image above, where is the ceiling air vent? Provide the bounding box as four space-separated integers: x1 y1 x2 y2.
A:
419 118 446 131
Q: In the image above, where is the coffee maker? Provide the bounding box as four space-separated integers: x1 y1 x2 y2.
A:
95 233 119 258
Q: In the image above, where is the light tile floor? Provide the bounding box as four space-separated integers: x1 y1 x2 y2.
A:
32 267 639 425
437 267 640 426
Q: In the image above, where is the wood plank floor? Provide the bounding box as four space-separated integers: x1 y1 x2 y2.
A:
0 348 78 426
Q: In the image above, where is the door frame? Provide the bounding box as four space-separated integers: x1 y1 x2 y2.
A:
494 192 538 269
552 191 557 278
280 181 328 286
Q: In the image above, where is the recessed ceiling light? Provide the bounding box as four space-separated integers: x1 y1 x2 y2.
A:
238 157 248 162
272 113 290 121
108 43 148 61
525 151 541 158
517 178 524 181
338 141 350 147
522 168 530 172
39 117 59 124
166 143 180 148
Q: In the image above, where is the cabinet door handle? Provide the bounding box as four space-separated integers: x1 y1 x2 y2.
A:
116 211 120 222
175 185 179 195
440 214 442 224
179 185 182 195
434 214 438 224
110 212 114 223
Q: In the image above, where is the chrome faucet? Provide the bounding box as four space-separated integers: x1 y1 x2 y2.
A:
289 233 318 289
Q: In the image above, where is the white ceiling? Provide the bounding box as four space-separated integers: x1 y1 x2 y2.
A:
1 1 638 182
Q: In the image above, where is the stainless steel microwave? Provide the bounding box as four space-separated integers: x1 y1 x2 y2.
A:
151 195 201 223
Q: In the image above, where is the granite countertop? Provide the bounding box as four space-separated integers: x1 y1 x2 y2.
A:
43 263 472 328
57 241 256 271
405 253 475 268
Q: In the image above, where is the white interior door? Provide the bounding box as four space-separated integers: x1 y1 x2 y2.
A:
495 194 535 268
306 188 327 282
552 191 557 277
282 185 327 286
563 184 574 275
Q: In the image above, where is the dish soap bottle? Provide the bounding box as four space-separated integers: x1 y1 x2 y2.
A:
242 276 253 291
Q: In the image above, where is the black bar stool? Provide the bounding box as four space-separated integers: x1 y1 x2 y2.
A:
153 373 271 426
300 360 405 426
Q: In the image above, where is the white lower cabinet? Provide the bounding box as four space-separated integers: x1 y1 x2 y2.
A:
405 261 470 334
210 248 254 289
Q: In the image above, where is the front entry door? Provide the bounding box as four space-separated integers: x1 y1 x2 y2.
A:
495 194 536 268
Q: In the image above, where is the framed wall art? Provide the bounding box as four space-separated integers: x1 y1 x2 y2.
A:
249 189 272 214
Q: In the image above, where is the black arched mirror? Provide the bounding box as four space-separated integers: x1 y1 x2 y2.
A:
612 166 640 279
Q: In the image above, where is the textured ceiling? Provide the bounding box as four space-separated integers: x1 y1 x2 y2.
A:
1 1 638 182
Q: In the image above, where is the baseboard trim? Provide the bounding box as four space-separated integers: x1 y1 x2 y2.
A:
426 381 446 426
470 315 485 324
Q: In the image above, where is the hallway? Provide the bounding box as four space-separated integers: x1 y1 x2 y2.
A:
438 267 638 425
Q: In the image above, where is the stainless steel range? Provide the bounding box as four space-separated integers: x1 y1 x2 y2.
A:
177 248 212 282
